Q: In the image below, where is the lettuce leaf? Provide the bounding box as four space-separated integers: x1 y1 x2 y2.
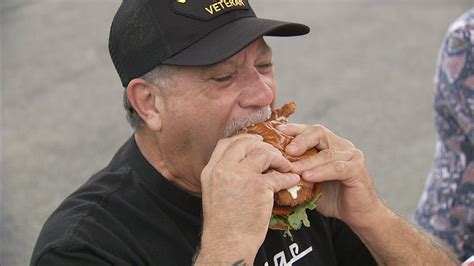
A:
269 193 322 240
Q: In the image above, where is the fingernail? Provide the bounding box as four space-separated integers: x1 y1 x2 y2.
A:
290 173 300 181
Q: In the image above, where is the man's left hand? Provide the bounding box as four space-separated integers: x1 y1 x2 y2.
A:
277 123 385 229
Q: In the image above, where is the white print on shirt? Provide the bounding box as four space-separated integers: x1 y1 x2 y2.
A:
264 243 313 266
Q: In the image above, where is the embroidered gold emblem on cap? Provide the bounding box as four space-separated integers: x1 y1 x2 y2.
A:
177 0 186 3
205 0 245 15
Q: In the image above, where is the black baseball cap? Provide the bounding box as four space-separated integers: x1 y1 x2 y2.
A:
109 0 310 87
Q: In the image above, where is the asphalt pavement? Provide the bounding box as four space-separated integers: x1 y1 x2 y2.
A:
2 0 473 265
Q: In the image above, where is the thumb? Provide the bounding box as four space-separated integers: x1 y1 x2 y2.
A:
261 171 300 193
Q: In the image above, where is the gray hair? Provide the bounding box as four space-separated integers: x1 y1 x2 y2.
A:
123 65 177 130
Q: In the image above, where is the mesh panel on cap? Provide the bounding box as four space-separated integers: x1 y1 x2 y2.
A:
110 0 171 87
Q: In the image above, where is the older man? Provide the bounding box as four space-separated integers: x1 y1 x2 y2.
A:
31 0 458 265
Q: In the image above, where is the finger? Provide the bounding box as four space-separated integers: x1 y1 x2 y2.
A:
241 147 292 173
292 149 355 174
300 150 366 186
220 136 280 163
260 171 300 193
275 123 307 135
301 161 355 185
278 124 355 155
207 134 263 168
277 124 329 155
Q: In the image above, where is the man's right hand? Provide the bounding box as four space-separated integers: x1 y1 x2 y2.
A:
195 134 300 265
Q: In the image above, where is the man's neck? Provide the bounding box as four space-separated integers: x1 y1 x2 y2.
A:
134 130 203 197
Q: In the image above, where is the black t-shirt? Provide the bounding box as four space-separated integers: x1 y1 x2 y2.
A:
31 137 376 266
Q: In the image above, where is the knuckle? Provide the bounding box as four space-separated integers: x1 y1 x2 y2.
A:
352 148 365 160
213 164 227 178
257 144 278 155
312 124 327 131
201 166 211 179
266 172 283 189
216 138 229 147
254 175 267 187
312 124 330 135
219 135 251 148
320 149 335 160
232 137 249 146
261 144 283 158
344 140 355 148
260 141 277 151
234 167 247 177
226 137 251 150
251 146 267 156
333 161 347 173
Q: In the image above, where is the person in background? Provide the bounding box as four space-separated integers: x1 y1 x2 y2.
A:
415 7 474 262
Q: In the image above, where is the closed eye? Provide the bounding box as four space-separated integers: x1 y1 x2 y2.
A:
212 74 233 82
257 62 273 69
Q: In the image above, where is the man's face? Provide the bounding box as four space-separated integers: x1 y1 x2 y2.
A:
156 38 276 179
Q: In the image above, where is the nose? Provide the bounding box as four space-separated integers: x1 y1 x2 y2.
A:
238 68 274 108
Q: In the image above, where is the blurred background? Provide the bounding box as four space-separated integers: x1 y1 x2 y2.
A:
2 0 473 265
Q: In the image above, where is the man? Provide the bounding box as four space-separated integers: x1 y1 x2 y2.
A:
31 0 458 265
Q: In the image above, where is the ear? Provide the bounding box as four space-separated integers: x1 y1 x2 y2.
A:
126 78 163 131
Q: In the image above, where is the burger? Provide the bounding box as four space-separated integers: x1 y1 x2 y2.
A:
240 102 321 238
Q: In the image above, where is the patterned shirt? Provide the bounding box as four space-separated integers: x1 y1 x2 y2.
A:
414 8 474 261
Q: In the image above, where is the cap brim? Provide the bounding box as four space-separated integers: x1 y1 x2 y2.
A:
163 17 309 66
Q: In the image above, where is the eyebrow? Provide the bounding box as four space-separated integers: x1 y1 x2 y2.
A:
258 43 272 57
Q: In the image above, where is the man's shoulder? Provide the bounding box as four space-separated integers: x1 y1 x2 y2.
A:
30 166 135 257
30 163 180 265
31 138 202 265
